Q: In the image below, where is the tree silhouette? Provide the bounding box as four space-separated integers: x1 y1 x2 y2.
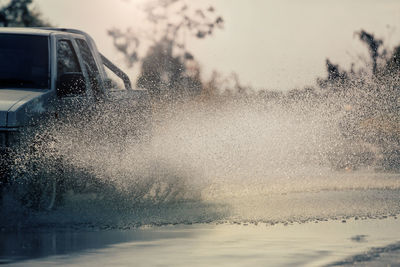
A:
0 0 49 27
108 0 223 101
356 30 383 75
137 38 202 101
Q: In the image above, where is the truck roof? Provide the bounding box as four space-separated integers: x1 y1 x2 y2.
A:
0 27 87 37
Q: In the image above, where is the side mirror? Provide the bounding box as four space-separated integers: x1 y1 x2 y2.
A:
57 73 86 97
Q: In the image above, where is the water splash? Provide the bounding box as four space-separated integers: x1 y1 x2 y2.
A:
1 96 400 229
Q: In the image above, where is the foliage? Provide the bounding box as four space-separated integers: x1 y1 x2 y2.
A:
136 38 202 101
108 0 223 101
300 30 400 170
357 30 384 75
0 0 49 27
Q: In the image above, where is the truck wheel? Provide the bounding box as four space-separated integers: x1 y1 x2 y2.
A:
12 132 65 211
38 175 58 211
14 172 60 211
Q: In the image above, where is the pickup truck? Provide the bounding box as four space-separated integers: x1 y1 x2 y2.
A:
0 28 150 210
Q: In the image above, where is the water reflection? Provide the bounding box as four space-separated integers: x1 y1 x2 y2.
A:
0 228 192 264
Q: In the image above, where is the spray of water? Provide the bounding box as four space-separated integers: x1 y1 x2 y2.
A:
1 92 400 229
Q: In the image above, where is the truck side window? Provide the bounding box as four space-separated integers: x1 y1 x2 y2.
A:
75 39 102 97
57 40 81 74
57 40 86 96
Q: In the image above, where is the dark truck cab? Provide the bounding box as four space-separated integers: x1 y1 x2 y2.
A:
0 28 150 200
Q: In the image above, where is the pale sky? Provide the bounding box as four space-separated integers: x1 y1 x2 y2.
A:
34 0 400 91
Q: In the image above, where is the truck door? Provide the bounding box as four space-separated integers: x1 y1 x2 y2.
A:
75 39 104 100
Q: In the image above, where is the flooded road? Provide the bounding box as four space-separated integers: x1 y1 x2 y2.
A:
2 217 400 266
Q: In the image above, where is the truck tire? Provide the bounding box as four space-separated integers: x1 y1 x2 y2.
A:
11 130 64 211
19 173 58 211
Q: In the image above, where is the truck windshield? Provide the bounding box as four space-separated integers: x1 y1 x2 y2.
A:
0 34 49 89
